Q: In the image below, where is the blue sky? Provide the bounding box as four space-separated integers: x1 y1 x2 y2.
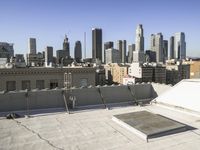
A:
0 0 200 57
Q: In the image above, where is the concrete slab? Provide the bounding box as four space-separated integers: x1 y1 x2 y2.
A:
112 111 187 141
0 105 200 150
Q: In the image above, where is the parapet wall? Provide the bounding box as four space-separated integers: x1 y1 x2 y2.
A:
0 83 171 113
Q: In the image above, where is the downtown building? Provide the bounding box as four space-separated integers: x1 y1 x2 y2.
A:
45 46 53 66
74 41 82 63
117 40 127 63
133 24 145 63
104 41 113 63
105 48 120 64
0 42 14 60
92 28 102 63
170 32 186 60
150 33 164 63
26 38 45 67
127 44 135 63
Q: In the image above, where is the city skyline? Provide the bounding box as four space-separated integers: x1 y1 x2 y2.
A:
0 0 200 57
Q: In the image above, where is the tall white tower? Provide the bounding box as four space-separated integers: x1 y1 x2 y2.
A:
133 24 145 63
135 24 144 51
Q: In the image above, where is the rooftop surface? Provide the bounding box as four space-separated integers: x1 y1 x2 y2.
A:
1 104 200 150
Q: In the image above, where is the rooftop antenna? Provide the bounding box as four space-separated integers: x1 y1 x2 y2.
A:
84 32 86 59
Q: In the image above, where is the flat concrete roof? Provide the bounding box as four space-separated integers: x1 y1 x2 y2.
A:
113 111 187 141
1 104 200 150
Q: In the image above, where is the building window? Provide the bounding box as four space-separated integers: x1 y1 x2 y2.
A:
50 80 58 89
80 78 88 87
36 80 45 90
6 81 16 91
22 80 31 90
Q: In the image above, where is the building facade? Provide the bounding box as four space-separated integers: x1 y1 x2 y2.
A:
166 63 190 85
133 24 145 63
105 48 120 64
45 46 53 66
135 24 144 51
174 32 186 60
74 41 82 63
0 42 14 59
128 44 135 63
163 40 168 63
170 36 175 59
63 35 70 58
129 63 166 83
104 41 113 63
145 50 156 63
0 67 96 91
151 33 164 63
28 38 36 55
189 60 200 78
92 28 102 62
104 63 129 84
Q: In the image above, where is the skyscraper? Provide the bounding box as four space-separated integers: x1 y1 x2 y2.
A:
150 33 164 63
63 35 70 58
105 48 120 64
29 38 36 54
170 36 175 59
128 44 135 63
45 46 53 66
122 40 127 63
74 41 82 63
117 40 127 63
133 24 145 63
163 40 168 62
92 28 102 62
135 24 144 51
174 32 186 60
0 42 14 59
104 41 113 63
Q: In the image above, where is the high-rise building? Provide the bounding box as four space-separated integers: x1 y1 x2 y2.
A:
28 38 36 54
74 41 82 63
174 32 186 60
163 40 168 62
104 41 113 63
151 33 164 63
122 40 127 63
56 50 67 64
0 42 14 59
45 46 53 66
92 28 102 62
133 24 145 63
128 44 135 63
145 50 156 62
105 48 120 64
135 24 144 51
117 40 126 63
63 35 70 58
170 36 175 59
117 40 122 61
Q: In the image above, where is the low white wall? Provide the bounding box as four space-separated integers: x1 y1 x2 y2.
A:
151 83 172 98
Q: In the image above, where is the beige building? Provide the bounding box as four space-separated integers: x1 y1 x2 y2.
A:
105 63 129 84
0 67 96 91
189 60 200 78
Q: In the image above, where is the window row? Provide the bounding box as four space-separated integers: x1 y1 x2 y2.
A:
6 80 58 91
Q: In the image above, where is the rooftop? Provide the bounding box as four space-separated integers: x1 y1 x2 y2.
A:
1 104 200 150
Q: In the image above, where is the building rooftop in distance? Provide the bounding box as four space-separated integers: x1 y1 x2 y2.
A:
1 104 200 150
